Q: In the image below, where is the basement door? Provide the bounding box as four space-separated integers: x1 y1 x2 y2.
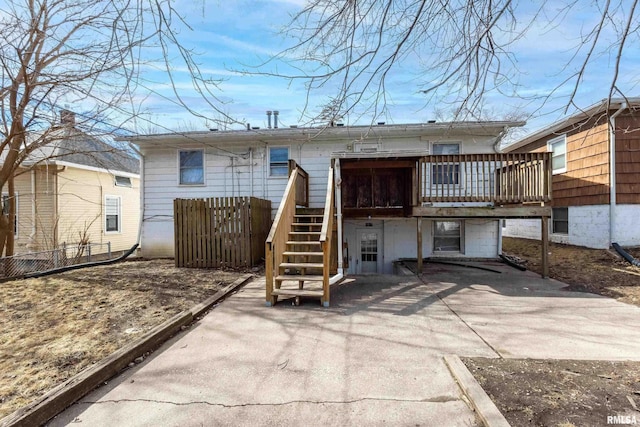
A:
356 228 383 274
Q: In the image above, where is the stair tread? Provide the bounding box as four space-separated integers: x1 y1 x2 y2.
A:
286 241 321 245
294 214 324 218
283 251 324 256
275 275 324 281
292 223 322 226
280 262 324 268
272 289 324 297
289 231 321 235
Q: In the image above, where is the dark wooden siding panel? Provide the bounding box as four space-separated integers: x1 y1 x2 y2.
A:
508 120 611 206
615 114 640 204
552 123 610 206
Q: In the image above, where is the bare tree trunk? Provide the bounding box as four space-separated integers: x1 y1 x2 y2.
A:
6 176 15 256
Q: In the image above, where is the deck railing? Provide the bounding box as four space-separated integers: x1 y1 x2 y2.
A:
418 152 552 204
265 164 309 303
319 166 334 306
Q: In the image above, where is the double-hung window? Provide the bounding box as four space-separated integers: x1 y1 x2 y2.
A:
548 135 567 174
105 195 121 233
431 143 461 185
269 147 289 176
179 150 205 185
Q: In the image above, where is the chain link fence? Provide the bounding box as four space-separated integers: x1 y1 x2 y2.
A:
0 242 112 280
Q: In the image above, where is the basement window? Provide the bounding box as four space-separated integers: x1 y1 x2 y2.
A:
552 207 569 235
433 220 463 252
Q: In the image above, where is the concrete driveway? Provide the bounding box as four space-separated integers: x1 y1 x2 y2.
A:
49 262 640 426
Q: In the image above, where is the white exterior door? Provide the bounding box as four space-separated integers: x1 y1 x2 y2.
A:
357 229 382 274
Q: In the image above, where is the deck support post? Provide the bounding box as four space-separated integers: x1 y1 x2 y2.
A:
541 216 549 278
417 217 423 275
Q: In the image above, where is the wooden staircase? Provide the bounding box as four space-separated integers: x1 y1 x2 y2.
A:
266 163 335 307
273 208 326 304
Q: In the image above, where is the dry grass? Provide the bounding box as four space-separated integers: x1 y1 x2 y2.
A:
0 259 245 419
503 237 640 306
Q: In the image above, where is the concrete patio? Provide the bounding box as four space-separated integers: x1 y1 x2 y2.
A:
48 262 640 426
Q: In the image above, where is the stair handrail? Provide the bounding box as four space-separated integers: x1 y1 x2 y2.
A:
319 166 335 306
265 166 303 304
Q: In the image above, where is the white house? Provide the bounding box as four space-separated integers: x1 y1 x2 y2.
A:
123 121 552 286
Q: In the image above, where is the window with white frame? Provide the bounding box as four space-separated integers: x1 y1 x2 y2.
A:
269 146 289 176
105 196 121 233
552 207 568 235
433 220 463 252
431 143 460 185
2 193 17 236
114 175 132 187
548 135 567 174
179 150 204 185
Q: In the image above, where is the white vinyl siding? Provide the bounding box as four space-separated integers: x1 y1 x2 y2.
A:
105 195 121 233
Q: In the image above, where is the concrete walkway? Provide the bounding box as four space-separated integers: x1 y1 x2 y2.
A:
49 263 640 426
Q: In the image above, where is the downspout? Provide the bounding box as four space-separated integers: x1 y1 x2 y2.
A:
609 102 627 247
128 142 144 248
334 159 344 276
493 126 510 153
249 148 254 197
27 169 37 251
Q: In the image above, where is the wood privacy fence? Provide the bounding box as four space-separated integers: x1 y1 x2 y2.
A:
174 197 272 268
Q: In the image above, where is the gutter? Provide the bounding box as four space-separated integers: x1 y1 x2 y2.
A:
608 102 627 247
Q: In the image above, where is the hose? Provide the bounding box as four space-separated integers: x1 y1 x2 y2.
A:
22 243 139 279
612 243 640 267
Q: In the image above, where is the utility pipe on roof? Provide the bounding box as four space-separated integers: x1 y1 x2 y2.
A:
609 102 627 247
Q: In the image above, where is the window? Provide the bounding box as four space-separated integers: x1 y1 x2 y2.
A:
432 143 460 185
2 193 17 236
105 196 121 233
552 207 568 235
269 147 289 176
548 135 567 174
433 220 462 252
114 175 132 187
179 150 204 185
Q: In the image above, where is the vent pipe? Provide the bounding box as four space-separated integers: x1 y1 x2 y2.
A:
274 111 279 129
266 111 272 129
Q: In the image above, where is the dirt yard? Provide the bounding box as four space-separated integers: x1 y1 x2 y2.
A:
503 237 640 306
462 238 640 426
0 259 247 419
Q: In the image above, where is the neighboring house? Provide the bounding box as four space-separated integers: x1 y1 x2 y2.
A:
502 98 640 249
124 120 552 277
5 111 140 256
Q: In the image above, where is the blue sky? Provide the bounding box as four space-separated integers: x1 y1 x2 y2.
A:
132 0 640 138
